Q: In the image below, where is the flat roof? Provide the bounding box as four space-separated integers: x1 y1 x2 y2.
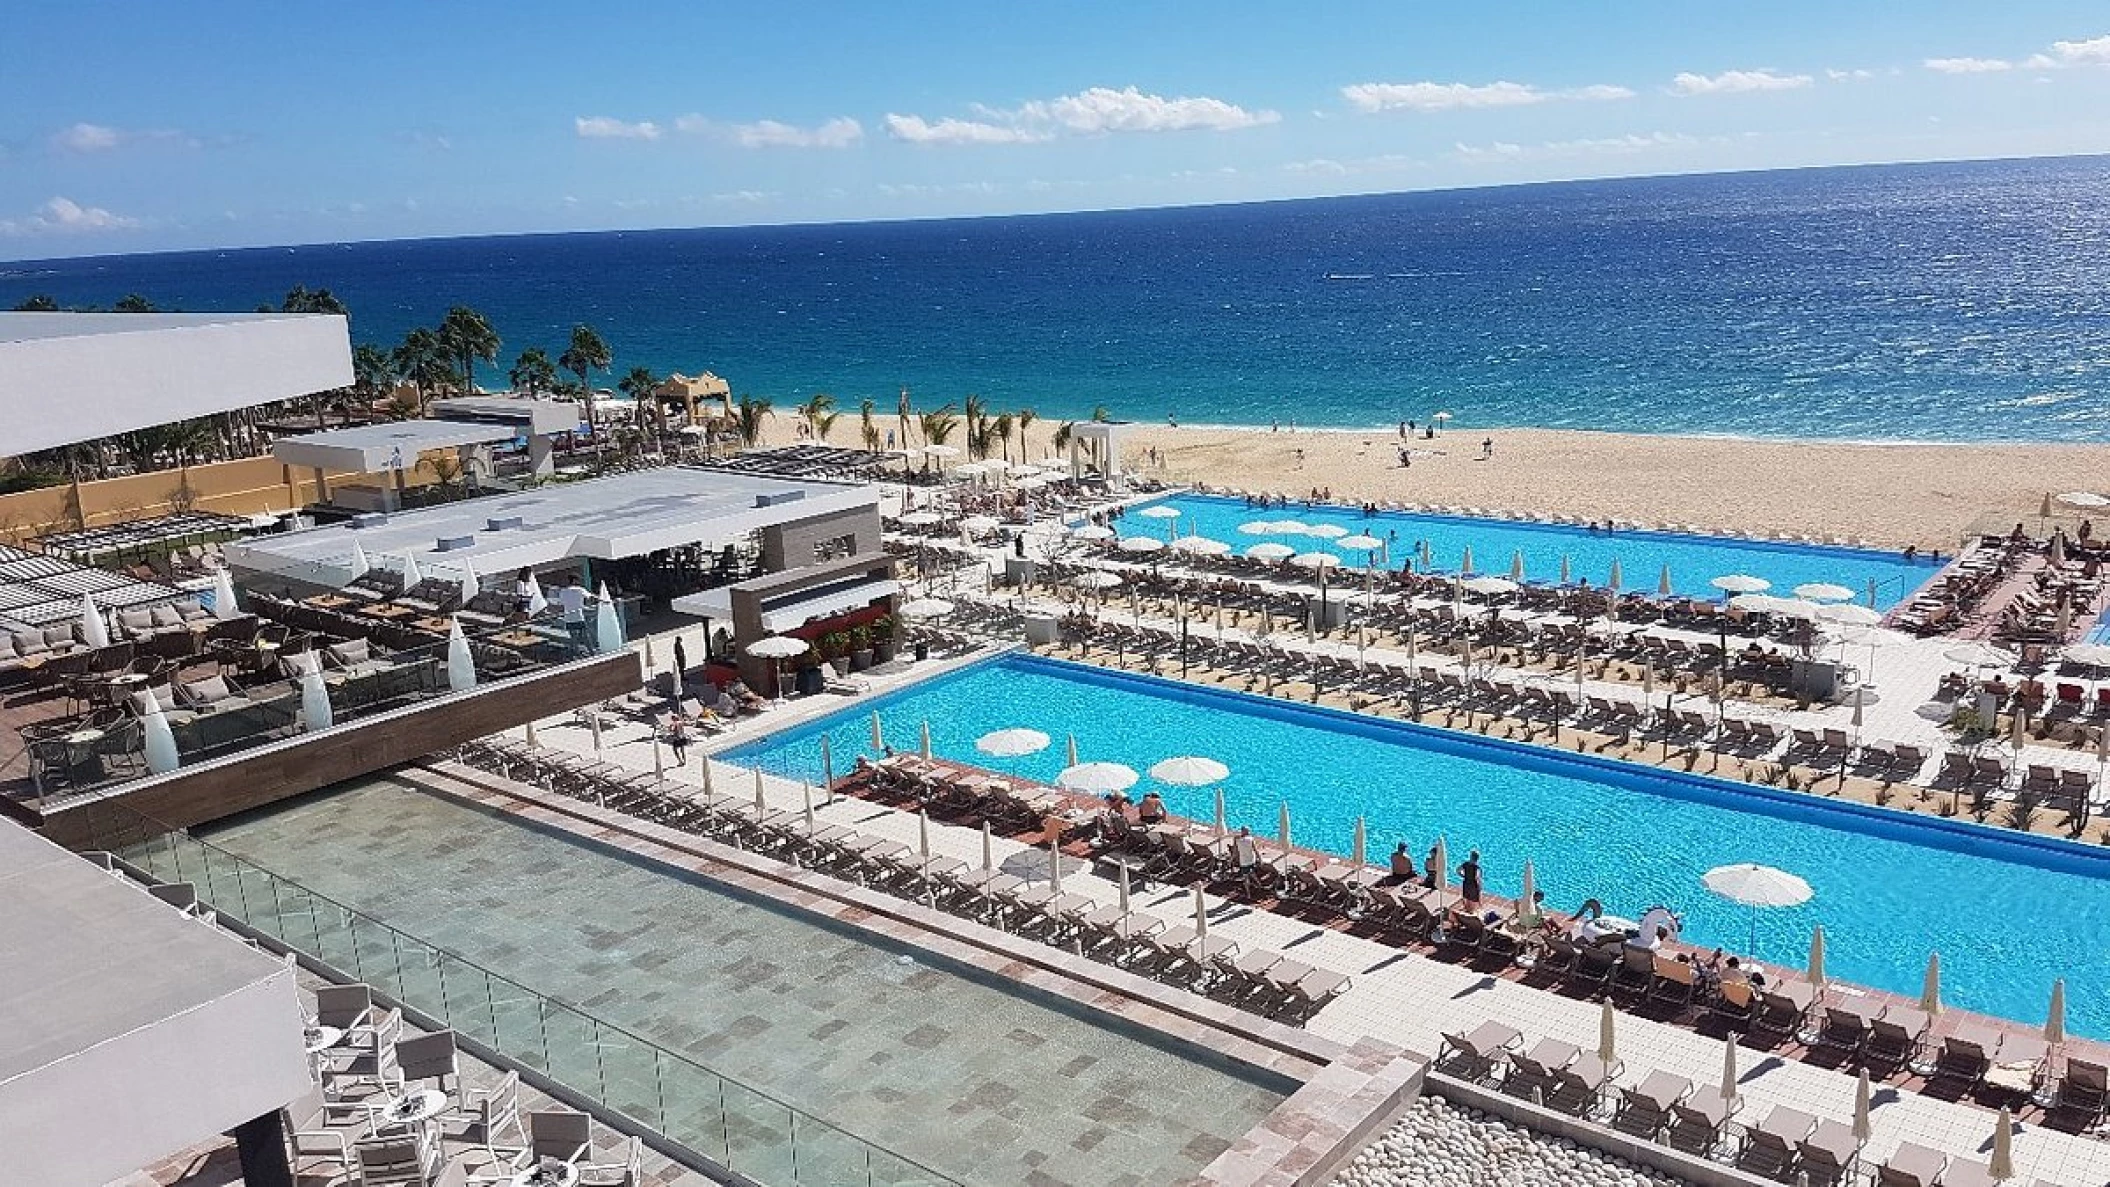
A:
271 418 519 472
429 395 581 437
227 464 879 580
0 823 310 1184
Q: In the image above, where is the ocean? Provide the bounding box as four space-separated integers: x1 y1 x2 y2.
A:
5 155 2109 442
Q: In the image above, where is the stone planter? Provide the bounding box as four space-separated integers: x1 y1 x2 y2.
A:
872 640 896 664
850 648 875 671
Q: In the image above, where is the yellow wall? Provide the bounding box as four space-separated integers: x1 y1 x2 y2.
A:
0 456 434 545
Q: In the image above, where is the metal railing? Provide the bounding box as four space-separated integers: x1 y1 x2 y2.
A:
72 800 958 1187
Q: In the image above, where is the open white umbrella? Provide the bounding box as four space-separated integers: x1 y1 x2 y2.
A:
898 597 955 620
1711 574 1770 595
2059 491 2110 508
1117 536 1165 555
1944 642 2016 669
1794 582 1856 603
1273 520 1313 536
1339 534 1384 552
399 551 424 592
345 541 371 585
976 728 1050 757
1559 555 1572 585
1305 523 1349 540
1462 576 1517 597
1070 571 1123 590
1720 1036 1740 1103
746 634 809 700
1138 505 1182 520
1192 885 1209 941
953 463 988 481
1171 535 1231 556
1246 543 1294 562
1068 523 1114 541
2063 643 2110 668
1729 592 1783 614
1150 756 1229 786
921 444 961 459
1056 762 1138 795
1238 520 1283 536
1816 603 1881 627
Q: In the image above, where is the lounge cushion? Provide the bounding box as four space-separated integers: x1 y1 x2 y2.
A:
43 626 75 648
118 608 156 634
11 632 48 657
325 639 372 667
182 675 233 704
150 606 185 629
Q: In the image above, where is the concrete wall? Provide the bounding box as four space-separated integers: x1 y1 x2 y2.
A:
0 454 432 545
758 505 882 572
34 651 641 845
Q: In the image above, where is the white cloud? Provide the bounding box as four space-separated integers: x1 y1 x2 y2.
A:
1668 69 1813 96
1340 80 1632 113
1282 153 1419 177
1454 131 1714 162
53 122 120 152
574 116 662 141
885 86 1275 146
1826 68 1876 81
675 115 864 148
0 196 142 236
1924 57 2013 74
2049 34 2110 66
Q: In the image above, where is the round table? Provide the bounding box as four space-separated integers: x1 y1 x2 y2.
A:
509 1162 580 1187
373 1088 448 1135
302 1025 344 1054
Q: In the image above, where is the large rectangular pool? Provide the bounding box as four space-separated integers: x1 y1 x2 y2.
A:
728 655 2110 1037
199 777 1292 1187
1130 493 1936 610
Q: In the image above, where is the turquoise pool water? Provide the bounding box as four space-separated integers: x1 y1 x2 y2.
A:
727 655 2108 1037
1127 493 1935 611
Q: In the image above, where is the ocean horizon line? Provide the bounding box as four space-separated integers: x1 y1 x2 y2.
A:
1098 420 2110 451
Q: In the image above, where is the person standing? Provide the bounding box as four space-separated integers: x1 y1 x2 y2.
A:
556 574 590 650
1459 849 1483 905
671 636 690 706
665 715 690 765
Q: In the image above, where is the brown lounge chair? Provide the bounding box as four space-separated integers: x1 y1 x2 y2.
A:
1876 1141 1946 1187
1797 1117 1863 1186
1611 1070 1691 1141
1437 1020 1522 1083
1548 1051 1617 1117
1736 1105 1815 1180
1500 1037 1577 1104
2050 1054 2110 1131
1665 1088 1740 1158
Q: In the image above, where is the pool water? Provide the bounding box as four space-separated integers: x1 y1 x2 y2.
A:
728 655 2110 1038
1126 493 1935 610
200 777 1291 1187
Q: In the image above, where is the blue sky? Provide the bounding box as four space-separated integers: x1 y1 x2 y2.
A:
3 0 2108 257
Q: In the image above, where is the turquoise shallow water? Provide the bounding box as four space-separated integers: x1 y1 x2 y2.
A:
727 655 2110 1037
1132 494 1936 610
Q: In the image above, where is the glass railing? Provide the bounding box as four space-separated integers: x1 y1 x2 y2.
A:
81 803 958 1187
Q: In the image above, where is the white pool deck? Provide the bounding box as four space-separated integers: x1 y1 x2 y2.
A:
512 620 2110 1186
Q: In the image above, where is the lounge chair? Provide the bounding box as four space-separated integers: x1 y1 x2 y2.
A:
1612 945 1656 998
1798 1118 1863 1186
1548 1052 1616 1117
1709 978 1759 1029
1935 1159 2000 1187
2050 1055 2110 1131
351 1134 439 1186
1611 1070 1691 1140
1500 1037 1577 1104
1436 1020 1521 1083
1930 1024 2000 1094
1876 1141 1946 1187
1665 1090 1740 1158
1736 1105 1815 1180
1752 981 1815 1043
1648 955 1700 1013
1815 1000 1879 1062
1867 1006 1930 1072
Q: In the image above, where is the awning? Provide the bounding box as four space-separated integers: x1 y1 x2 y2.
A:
671 578 899 630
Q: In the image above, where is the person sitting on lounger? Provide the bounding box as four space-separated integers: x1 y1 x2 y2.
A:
1232 827 1262 888
1389 842 1416 882
1136 791 1168 826
714 687 742 717
727 678 767 711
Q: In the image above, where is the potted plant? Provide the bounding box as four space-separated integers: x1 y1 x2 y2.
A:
821 630 852 676
849 624 875 671
869 614 897 663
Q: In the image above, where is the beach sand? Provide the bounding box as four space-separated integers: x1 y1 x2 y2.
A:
763 419 2110 548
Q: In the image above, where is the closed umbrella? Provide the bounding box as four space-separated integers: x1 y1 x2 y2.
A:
2047 979 2067 1046
1460 544 1475 575
1921 951 1942 1015
1720 1036 1740 1103
1598 999 1617 1066
1607 559 1622 593
919 720 933 761
918 810 931 864
1711 574 1770 595
1066 734 1079 766
79 592 109 649
588 709 603 754
1353 817 1367 869
1192 885 1209 941
1519 859 1537 919
1213 786 1227 836
1048 835 1063 890
1853 1070 1873 1143
525 574 547 616
1559 555 1572 585
981 821 994 871
1808 925 1827 989
1115 861 1133 916
1510 550 1526 582
870 711 885 753
1658 564 1674 597
700 753 714 795
141 687 179 774
1277 802 1293 852
819 735 834 792
1990 1108 2014 1180
801 782 815 832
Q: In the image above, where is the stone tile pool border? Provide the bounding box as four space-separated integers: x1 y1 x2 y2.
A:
409 760 1427 1187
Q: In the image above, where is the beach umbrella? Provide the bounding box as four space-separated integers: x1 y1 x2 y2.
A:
524 720 538 747
1463 576 1516 597
1429 837 1448 900
1990 1108 2014 1180
1921 952 1942 1015
1118 536 1165 555
919 720 933 761
1048 835 1063 890
1353 817 1368 869
1070 571 1122 591
1794 582 1855 603
345 541 371 585
1238 520 1281 536
1213 786 1227 835
819 735 834 791
2041 492 2054 520
300 664 332 731
1066 733 1079 766
1172 535 1231 556
1711 574 1769 595
1247 543 1294 561
141 687 179 775
1289 551 1339 571
1510 550 1526 582
922 444 961 460
918 810 931 864
457 560 479 606
1598 999 1617 1066
211 566 241 620
1642 665 1655 708
1519 859 1537 917
1720 1036 1739 1103
445 616 476 691
1460 545 1475 575
1704 863 1812 953
2047 979 2067 1045
1853 1070 1873 1143
1419 540 1434 570
399 551 424 591
1559 555 1572 585
2062 643 2110 669
1816 603 1881 627
959 514 1000 534
1056 762 1138 795
1431 410 1452 429
1339 534 1383 552
800 781 814 831
1729 593 1782 614
981 821 994 871
700 753 713 795
899 597 955 621
653 735 667 779
1808 925 1827 989
1658 564 1674 597
870 711 885 753
1150 756 1230 786
525 574 547 616
2057 598 2074 637
1068 523 1114 541
1138 504 1181 521
1192 885 1209 941
593 583 623 653
1277 802 1293 852
79 592 109 649
745 634 808 698
1607 559 1622 593
953 463 987 481
751 765 765 814
1117 861 1131 916
977 728 1051 757
2059 491 2110 508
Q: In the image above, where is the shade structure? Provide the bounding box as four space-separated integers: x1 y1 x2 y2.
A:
210 567 240 620
898 597 955 620
1288 551 1340 570
1598 999 1617 1065
801 782 815 831
1246 543 1294 561
300 665 332 731
1462 576 1516 597
1853 1070 1873 1143
751 765 765 811
1815 603 1881 627
1070 571 1123 590
445 617 476 692
2047 979 2067 1045
1138 505 1182 520
1273 520 1313 536
1171 535 1231 556
976 728 1051 757
593 583 623 653
1117 536 1165 555
897 510 945 528
819 735 834 791
1794 582 1855 603
1702 863 1813 908
1305 524 1349 540
1056 762 1138 795
141 687 179 775
1729 592 1784 614
588 710 603 753
1069 523 1115 541
1711 574 1770 595
1921 951 1943 1015
1808 925 1827 988
952 463 987 480
1338 534 1384 551
79 592 109 649
1150 755 1229 786
921 444 961 458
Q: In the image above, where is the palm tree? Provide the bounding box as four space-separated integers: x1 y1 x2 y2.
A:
618 366 660 435
393 327 451 414
509 348 558 397
1090 404 1112 423
797 393 836 441
963 393 987 459
895 386 915 449
11 295 58 311
858 398 880 451
437 306 501 396
559 325 612 427
114 294 157 313
919 405 960 447
733 394 774 449
1017 407 1037 460
277 285 348 316
992 411 1015 462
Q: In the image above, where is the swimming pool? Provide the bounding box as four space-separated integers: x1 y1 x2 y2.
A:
727 655 2110 1038
1127 493 1935 611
